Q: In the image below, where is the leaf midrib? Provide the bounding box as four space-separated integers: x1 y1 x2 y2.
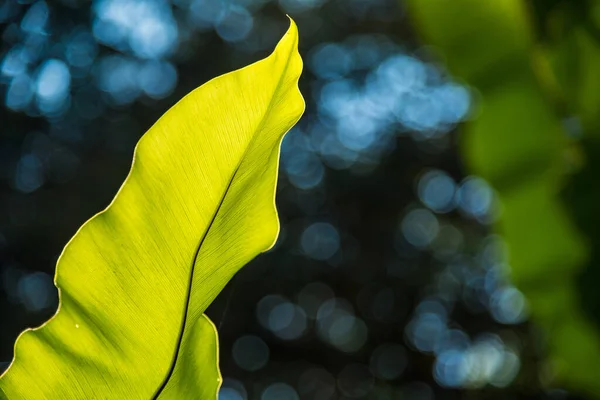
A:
150 43 295 399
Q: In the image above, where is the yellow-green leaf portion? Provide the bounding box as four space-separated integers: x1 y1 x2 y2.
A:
0 18 304 400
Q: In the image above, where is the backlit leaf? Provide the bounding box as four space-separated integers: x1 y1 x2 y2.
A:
0 18 304 400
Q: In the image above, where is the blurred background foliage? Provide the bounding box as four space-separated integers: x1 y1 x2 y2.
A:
407 0 600 397
1 0 600 399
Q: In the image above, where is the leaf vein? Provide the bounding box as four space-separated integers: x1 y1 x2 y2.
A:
151 41 294 398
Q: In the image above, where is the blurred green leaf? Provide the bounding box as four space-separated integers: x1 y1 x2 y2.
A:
0 19 304 400
407 0 600 396
537 0 600 134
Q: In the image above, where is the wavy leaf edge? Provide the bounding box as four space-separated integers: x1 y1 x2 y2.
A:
0 16 303 400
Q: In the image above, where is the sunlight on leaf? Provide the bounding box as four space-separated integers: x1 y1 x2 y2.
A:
0 17 304 400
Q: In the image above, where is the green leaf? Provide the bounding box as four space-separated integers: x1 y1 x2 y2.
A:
541 5 600 136
0 18 304 400
406 1 600 396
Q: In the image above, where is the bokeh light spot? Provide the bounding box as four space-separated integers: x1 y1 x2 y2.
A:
309 43 352 80
261 382 299 400
14 154 44 193
301 222 340 260
369 343 407 380
232 335 269 372
219 378 247 400
418 169 456 213
215 5 254 43
490 286 528 325
18 271 55 312
138 61 177 99
456 176 494 219
401 208 439 248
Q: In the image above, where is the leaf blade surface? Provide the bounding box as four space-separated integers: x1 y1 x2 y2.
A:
0 18 304 400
